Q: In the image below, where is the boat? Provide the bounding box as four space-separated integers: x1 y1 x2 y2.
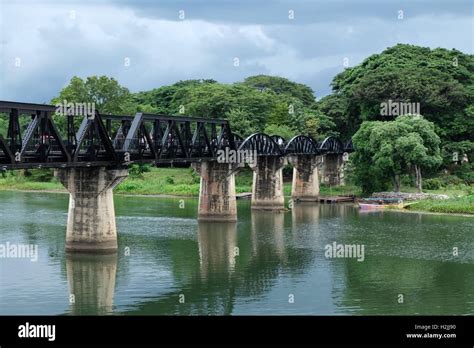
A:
357 197 405 210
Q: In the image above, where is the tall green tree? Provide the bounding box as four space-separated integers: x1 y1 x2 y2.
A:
324 44 474 161
52 76 132 114
352 115 442 193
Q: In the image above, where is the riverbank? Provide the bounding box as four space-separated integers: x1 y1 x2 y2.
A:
1 167 471 214
404 195 474 215
369 190 474 215
0 167 360 197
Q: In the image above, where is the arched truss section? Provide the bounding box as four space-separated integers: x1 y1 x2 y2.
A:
285 135 319 155
318 136 344 154
270 135 286 150
238 133 283 156
344 138 355 153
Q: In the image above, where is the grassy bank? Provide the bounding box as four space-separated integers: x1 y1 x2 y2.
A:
405 195 474 215
0 175 64 191
0 167 361 196
1 168 471 215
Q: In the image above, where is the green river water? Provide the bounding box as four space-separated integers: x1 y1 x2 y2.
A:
0 191 473 315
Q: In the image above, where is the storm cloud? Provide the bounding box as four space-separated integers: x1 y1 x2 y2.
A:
0 0 472 102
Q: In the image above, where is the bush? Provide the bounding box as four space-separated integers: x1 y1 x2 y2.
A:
423 178 443 190
453 163 474 184
189 167 201 184
166 184 200 195
165 176 174 184
128 163 152 178
129 165 141 178
139 163 152 173
440 174 464 186
117 181 143 192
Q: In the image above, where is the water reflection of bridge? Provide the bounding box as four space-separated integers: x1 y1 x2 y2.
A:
65 205 323 315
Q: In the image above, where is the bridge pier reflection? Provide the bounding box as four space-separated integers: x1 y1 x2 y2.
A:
291 202 320 224
251 211 286 258
197 222 238 277
66 253 117 315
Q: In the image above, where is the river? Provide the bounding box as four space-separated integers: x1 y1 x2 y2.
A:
0 191 473 315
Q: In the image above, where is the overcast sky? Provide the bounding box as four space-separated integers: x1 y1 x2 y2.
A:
0 0 472 103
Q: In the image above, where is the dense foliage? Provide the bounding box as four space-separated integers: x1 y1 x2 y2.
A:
51 76 132 114
351 115 442 194
323 44 474 161
130 76 334 140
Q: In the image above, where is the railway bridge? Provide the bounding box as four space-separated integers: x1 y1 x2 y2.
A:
0 101 354 253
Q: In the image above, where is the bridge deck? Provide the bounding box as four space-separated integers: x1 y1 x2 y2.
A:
0 101 353 170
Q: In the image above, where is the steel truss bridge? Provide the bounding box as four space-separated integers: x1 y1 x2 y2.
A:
0 101 354 170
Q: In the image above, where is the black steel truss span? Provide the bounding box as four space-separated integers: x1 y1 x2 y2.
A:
0 101 353 169
285 135 319 155
239 133 353 157
238 133 284 156
103 113 235 163
318 136 344 154
0 101 236 169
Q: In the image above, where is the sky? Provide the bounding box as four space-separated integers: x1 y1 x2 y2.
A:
0 0 472 103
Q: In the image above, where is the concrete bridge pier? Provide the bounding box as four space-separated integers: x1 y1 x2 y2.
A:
320 154 343 186
249 156 286 210
55 167 128 253
192 161 238 222
288 155 321 202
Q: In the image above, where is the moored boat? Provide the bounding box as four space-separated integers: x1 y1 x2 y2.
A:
357 197 404 210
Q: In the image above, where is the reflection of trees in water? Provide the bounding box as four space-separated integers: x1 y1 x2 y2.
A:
124 209 317 315
335 256 474 314
328 211 474 315
59 202 474 315
66 254 117 315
